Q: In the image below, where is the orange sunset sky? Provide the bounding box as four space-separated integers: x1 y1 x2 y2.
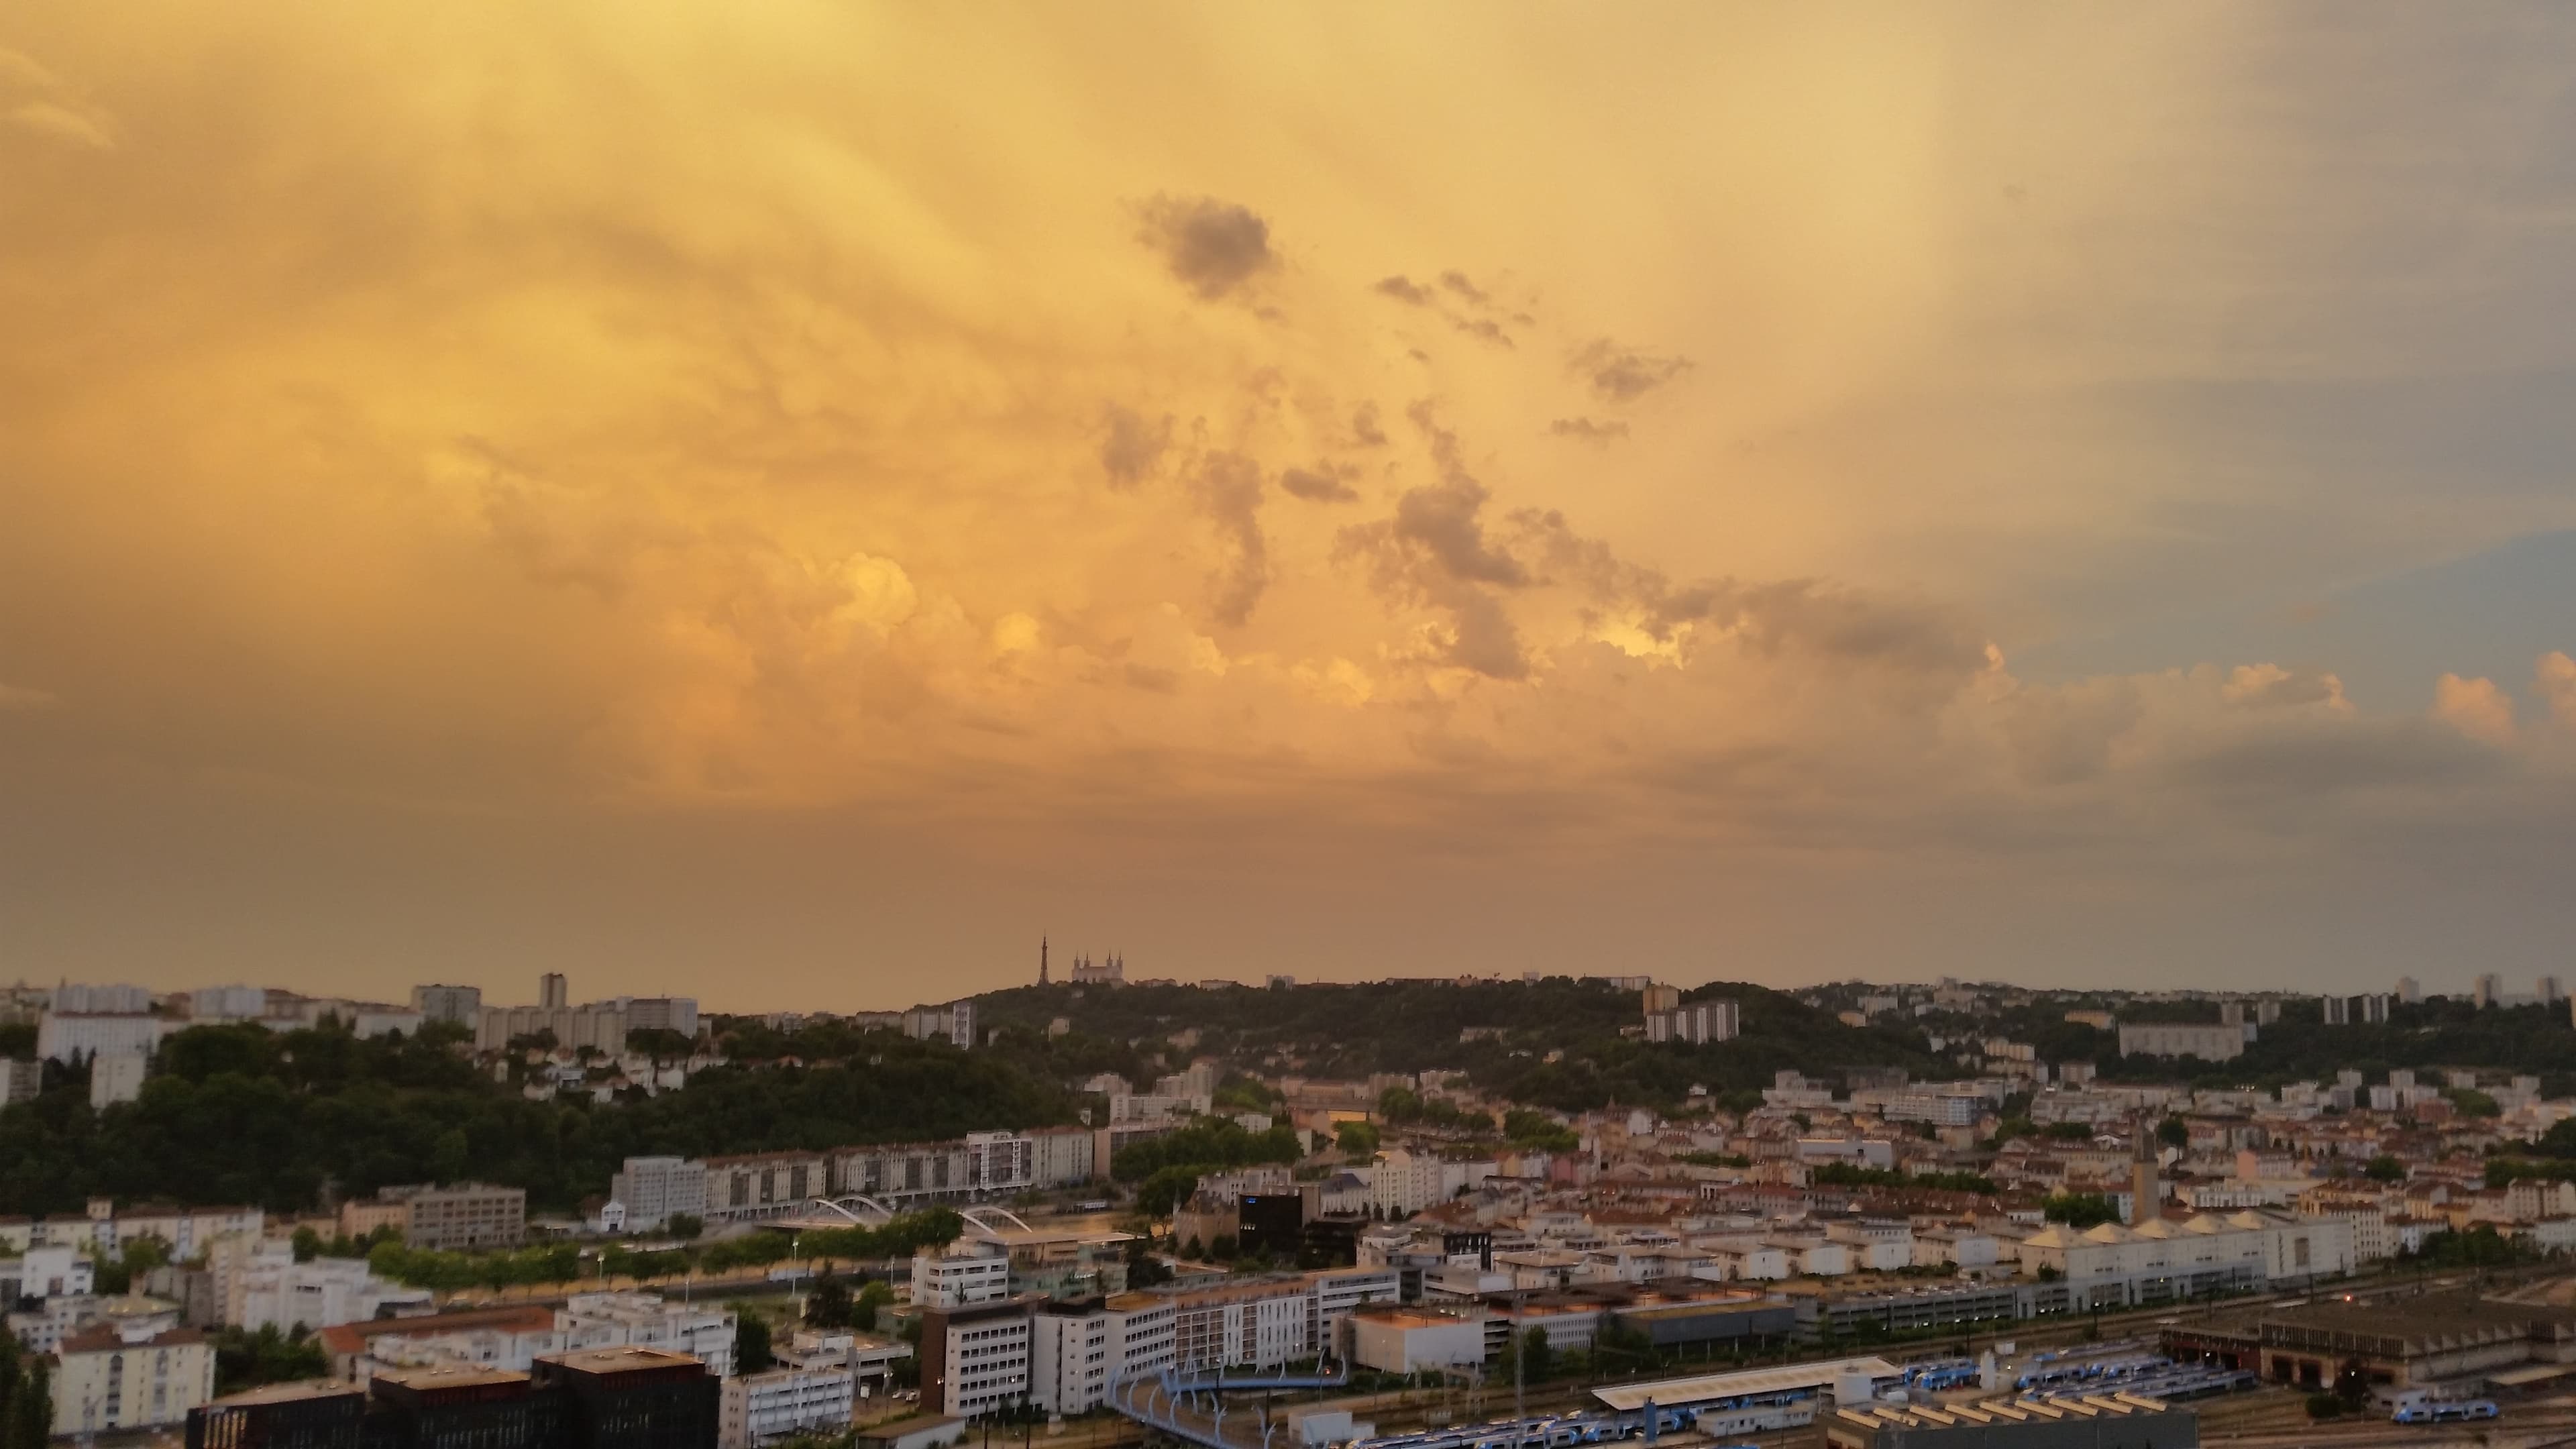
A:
7 5 2576 1007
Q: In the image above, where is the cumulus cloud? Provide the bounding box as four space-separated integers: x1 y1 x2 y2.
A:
1279 463 1359 503
1548 417 1629 444
2538 651 2576 727
1194 451 1269 626
2218 662 2350 711
2434 672 2517 746
1134 195 1278 301
1099 407 1173 489
1439 270 1490 305
2005 678 2143 785
1570 337 1692 402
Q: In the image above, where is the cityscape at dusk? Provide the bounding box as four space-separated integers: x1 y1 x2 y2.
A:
9 7 2576 1449
9 6 2576 1003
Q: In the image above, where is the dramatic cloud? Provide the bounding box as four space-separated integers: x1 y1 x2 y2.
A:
1193 452 1269 626
1548 417 1629 444
1135 195 1277 301
1279 464 1359 503
1099 407 1173 489
1570 338 1693 402
8 5 2576 996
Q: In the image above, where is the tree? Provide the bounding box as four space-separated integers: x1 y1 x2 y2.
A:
2364 1155 2405 1183
5 1360 47 1449
853 1280 894 1332
1124 1237 1172 1289
2042 1192 2120 1230
213 1325 329 1396
290 1226 323 1263
1335 1121 1381 1157
2157 1116 2189 1148
1516 1326 1553 1384
806 1273 853 1330
735 1312 774 1375
667 1214 704 1240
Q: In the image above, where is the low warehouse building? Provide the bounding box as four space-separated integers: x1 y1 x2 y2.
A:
1824 1393 2196 1449
2163 1292 2576 1393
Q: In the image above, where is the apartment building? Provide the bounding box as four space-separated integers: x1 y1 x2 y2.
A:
396 1183 527 1252
721 1330 866 1449
410 984 483 1026
610 1157 710 1232
54 1305 215 1439
705 1151 830 1223
1163 1275 1314 1373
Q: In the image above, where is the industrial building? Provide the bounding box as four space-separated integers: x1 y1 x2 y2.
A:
1824 1393 2197 1449
2163 1292 2576 1395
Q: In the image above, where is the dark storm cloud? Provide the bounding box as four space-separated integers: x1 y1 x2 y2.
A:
1548 417 1629 443
1099 406 1173 488
1134 195 1278 301
1571 337 1693 402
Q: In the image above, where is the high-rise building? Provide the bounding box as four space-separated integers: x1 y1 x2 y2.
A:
1640 983 1680 1016
410 984 483 1026
2395 975 2422 1004
2322 994 2390 1026
539 973 570 1010
1644 998 1738 1045
2475 973 2502 1009
2540 977 2565 1005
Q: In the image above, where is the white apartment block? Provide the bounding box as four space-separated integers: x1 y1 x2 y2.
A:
1645 1000 1739 1045
53 983 156 1014
1368 1150 1448 1216
37 1013 172 1064
53 1306 215 1439
610 1156 710 1232
90 1051 148 1108
559 1292 738 1375
410 984 483 1026
720 1331 869 1448
225 1242 435 1332
1165 1275 1313 1373
912 1240 1011 1309
1309 1266 1403 1358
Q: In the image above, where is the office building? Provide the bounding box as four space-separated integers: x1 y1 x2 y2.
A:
559 1293 738 1376
611 1157 710 1233
410 984 484 1026
920 1299 1035 1418
541 973 570 1010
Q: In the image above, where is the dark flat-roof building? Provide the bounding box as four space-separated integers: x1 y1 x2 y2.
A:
186 1348 717 1449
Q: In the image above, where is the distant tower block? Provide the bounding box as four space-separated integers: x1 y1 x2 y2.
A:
539 972 568 1010
1039 936 1050 986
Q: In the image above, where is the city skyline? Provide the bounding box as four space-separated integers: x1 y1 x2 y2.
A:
9 6 2576 999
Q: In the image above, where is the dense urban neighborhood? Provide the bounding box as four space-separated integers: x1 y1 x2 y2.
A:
9 967 2576 1449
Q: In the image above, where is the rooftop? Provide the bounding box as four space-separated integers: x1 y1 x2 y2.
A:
205 1379 366 1407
